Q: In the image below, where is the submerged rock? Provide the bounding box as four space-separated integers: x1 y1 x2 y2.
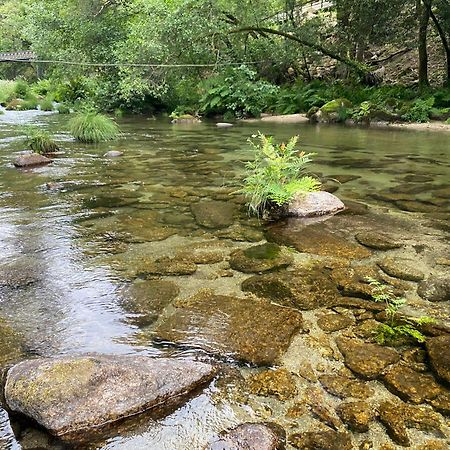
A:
319 374 374 400
248 368 298 400
229 243 293 273
0 319 24 369
13 153 52 168
206 422 286 450
377 257 424 282
317 313 354 332
426 336 450 384
289 430 353 450
215 122 233 128
241 266 340 310
417 276 450 302
191 200 235 229
5 355 215 439
136 256 197 276
287 191 345 218
0 407 19 450
336 337 400 379
336 401 373 432
103 150 123 157
266 222 371 260
154 292 304 366
355 231 402 250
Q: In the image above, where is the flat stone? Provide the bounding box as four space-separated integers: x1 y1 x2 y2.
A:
429 391 450 415
191 200 235 229
241 266 340 310
13 153 52 167
206 423 285 450
136 256 197 276
154 292 304 366
5 355 215 439
383 365 442 404
377 257 424 282
248 369 298 400
230 243 293 273
417 276 450 302
0 260 41 290
336 401 373 432
336 337 400 379
215 122 233 128
426 336 450 384
119 280 179 326
289 431 353 450
317 313 354 332
319 374 374 399
287 191 345 218
396 200 439 213
340 200 369 215
103 151 123 157
355 231 402 250
266 222 371 260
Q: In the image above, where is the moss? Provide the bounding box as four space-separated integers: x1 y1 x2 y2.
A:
243 242 281 260
321 98 352 113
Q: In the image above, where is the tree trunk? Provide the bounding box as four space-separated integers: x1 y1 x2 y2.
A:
418 0 430 88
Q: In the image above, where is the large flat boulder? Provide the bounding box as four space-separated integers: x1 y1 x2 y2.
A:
154 291 304 366
288 191 345 218
191 200 235 229
426 335 450 384
5 355 215 439
13 153 52 168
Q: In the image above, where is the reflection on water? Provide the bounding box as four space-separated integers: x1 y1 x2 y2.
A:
0 109 449 448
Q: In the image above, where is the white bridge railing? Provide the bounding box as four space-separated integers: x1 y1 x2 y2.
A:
0 51 36 62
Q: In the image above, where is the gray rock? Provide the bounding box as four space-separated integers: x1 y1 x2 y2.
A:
13 153 52 168
191 200 235 229
103 150 123 157
417 276 450 302
287 191 345 218
377 257 424 282
336 337 400 380
206 423 286 450
0 407 20 450
154 291 304 366
426 335 450 384
215 122 233 128
229 243 293 273
5 355 215 439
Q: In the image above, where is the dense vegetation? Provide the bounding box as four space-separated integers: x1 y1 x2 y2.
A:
0 0 449 122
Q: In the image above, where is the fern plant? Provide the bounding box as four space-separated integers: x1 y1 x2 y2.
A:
366 277 434 344
239 133 320 215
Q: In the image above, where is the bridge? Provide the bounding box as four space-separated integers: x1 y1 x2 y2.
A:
0 51 36 62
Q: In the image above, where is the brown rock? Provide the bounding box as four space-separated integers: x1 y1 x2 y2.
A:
377 257 424 282
355 231 402 250
248 369 298 400
337 401 373 432
319 374 374 399
426 336 450 384
317 313 354 332
418 276 450 302
191 200 235 229
13 153 52 167
336 337 400 379
5 355 216 439
154 292 304 366
136 256 197 276
289 430 353 450
206 422 286 450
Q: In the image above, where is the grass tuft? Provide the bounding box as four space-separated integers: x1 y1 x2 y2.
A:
69 111 120 143
24 127 59 154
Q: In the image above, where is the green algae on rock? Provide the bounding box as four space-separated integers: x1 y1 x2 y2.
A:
154 292 304 366
0 319 24 370
5 355 216 439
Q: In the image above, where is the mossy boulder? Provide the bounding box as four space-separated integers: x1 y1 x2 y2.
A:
312 98 353 123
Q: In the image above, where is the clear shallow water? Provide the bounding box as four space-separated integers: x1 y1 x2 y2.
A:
0 110 449 449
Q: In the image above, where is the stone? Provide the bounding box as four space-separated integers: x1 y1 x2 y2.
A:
171 115 201 124
103 150 123 157
319 374 374 399
119 280 179 326
136 256 197 276
377 257 424 282
0 260 41 290
215 122 233 128
429 391 450 415
426 336 450 384
241 266 340 310
0 407 20 449
176 241 230 265
417 276 450 302
229 243 293 273
5 355 215 439
266 222 371 260
340 200 369 215
336 401 373 432
191 200 235 229
206 422 286 450
0 319 24 369
382 365 442 404
378 401 442 447
13 153 52 168
317 313 354 332
355 232 402 250
248 369 298 400
396 200 439 213
287 191 345 218
289 430 353 450
154 292 304 366
336 337 400 379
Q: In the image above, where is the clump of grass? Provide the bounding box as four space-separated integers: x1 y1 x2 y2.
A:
57 103 71 114
238 132 320 215
39 97 54 111
24 127 59 154
14 79 29 98
366 277 435 345
20 95 39 110
0 80 17 105
69 111 120 143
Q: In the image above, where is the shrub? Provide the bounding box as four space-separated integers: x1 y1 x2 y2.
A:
20 96 39 110
0 80 17 105
39 97 54 111
366 278 434 345
238 133 321 215
5 99 24 110
57 103 71 114
402 97 435 123
446 117 450 124
24 127 59 154
14 79 29 98
69 110 120 143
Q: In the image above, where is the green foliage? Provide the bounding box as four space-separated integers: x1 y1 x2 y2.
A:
39 97 54 111
0 80 17 105
351 101 372 121
20 95 39 110
14 79 29 98
57 103 71 114
200 65 278 118
239 133 320 215
69 110 120 143
24 127 59 154
446 117 450 124
402 97 435 123
366 277 434 345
